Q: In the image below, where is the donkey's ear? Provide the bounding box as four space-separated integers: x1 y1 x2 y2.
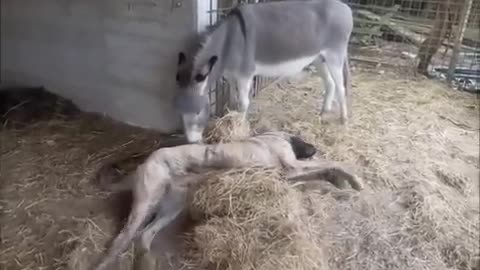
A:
207 55 218 72
178 52 186 65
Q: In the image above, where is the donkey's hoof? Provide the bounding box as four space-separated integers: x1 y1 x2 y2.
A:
320 111 335 124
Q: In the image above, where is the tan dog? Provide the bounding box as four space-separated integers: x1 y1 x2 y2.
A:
93 132 363 270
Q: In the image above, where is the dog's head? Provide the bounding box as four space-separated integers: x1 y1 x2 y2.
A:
288 136 317 159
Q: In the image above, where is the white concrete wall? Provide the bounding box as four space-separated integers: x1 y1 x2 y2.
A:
0 0 201 133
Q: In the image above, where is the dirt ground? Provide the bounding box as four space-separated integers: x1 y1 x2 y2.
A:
0 69 479 270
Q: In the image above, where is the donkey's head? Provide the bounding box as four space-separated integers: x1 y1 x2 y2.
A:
174 51 219 143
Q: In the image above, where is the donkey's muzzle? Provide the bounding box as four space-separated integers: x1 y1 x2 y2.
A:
174 94 209 114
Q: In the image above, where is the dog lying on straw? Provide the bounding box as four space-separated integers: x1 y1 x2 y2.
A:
93 131 364 270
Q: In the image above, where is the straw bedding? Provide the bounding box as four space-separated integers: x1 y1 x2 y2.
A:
0 70 478 270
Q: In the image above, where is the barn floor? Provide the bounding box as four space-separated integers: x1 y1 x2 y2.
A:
0 69 479 270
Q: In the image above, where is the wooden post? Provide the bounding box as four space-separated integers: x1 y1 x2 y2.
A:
446 0 474 82
416 0 450 76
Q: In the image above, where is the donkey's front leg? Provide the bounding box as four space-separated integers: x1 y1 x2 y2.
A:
236 75 254 120
313 59 336 117
223 74 237 110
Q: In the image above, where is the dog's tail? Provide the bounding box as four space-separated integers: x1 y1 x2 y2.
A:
288 136 317 159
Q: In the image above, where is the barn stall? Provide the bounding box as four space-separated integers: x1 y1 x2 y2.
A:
0 0 479 270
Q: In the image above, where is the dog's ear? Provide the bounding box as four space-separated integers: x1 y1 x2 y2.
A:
178 52 186 66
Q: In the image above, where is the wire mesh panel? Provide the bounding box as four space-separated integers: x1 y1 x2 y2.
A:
205 0 479 116
345 0 479 92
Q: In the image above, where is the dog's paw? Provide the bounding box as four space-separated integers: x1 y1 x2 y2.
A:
347 175 364 191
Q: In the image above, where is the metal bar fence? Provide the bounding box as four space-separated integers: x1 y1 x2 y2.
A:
206 0 480 117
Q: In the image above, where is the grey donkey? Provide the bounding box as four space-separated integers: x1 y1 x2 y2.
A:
92 132 363 270
174 0 353 143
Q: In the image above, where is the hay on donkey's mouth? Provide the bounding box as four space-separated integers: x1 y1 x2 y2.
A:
204 110 251 143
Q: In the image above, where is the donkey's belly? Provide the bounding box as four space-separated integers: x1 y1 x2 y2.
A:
254 55 318 77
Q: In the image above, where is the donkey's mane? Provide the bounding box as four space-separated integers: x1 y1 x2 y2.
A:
192 6 243 61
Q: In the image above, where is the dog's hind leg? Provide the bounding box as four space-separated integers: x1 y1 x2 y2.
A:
94 175 171 270
138 190 186 252
94 198 153 270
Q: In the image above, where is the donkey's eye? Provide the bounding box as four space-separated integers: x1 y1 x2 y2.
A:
194 74 206 82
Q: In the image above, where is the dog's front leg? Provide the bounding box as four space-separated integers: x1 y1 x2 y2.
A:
284 160 364 191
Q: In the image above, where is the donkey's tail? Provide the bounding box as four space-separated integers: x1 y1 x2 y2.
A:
343 52 352 116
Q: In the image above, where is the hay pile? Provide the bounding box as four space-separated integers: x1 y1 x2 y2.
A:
180 112 331 269
180 168 326 270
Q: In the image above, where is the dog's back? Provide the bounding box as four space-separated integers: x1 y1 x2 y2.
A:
199 132 317 170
